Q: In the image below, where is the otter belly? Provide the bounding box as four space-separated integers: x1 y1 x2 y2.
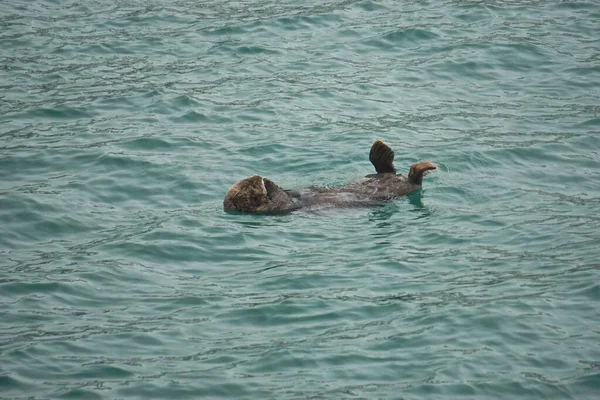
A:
294 174 420 209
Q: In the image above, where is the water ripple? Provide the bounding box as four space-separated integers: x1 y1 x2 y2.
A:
1 0 600 398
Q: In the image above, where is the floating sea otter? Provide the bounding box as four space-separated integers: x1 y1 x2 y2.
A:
224 140 436 214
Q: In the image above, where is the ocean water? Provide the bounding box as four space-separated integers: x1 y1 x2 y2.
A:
1 0 599 398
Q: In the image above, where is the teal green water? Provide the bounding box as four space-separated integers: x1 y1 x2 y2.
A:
1 0 599 398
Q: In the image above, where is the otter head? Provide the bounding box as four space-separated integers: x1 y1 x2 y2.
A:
223 175 297 214
408 162 437 185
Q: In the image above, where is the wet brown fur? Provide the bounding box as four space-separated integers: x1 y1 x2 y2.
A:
223 175 268 212
408 161 437 185
224 140 436 213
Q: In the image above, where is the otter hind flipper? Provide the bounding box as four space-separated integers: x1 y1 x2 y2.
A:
369 140 396 174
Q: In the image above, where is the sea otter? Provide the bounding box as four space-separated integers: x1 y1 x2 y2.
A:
223 140 436 214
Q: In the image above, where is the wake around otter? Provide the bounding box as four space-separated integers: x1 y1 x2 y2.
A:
223 140 436 214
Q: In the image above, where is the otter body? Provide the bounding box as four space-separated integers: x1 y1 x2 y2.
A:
224 140 436 214
287 173 420 209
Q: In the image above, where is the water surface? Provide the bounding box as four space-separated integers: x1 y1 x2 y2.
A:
1 0 599 398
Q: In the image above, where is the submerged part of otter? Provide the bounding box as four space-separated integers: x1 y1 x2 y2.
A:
223 140 436 214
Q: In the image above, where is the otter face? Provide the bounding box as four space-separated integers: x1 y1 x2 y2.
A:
223 175 296 214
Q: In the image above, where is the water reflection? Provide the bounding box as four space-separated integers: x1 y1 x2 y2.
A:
368 190 431 224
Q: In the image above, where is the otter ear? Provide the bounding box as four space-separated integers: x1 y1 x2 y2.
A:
369 140 396 174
